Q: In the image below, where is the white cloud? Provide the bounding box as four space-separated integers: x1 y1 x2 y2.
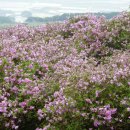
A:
31 2 61 8
0 0 129 15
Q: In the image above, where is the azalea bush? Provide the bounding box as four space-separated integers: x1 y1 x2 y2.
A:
0 11 130 130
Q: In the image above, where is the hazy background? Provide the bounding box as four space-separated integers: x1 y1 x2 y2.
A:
0 0 129 24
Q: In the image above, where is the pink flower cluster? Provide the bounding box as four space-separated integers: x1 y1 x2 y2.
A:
0 11 129 129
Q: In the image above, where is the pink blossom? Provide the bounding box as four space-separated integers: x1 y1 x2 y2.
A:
94 120 100 127
19 102 27 108
23 78 32 83
85 99 92 104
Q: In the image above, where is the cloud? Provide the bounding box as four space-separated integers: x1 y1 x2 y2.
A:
31 2 62 8
0 0 129 14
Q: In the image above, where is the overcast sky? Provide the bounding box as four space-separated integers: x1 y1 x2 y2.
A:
0 0 129 13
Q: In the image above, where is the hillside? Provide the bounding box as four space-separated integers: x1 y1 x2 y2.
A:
0 12 119 26
25 12 119 23
0 11 130 130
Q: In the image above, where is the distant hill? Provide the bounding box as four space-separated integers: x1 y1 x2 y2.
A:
0 12 119 25
25 12 119 23
0 16 15 24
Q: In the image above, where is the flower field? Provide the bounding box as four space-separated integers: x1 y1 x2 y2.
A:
0 11 130 130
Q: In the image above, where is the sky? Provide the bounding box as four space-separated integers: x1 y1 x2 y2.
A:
0 0 129 17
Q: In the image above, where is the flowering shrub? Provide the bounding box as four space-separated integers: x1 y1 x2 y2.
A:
0 11 130 130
